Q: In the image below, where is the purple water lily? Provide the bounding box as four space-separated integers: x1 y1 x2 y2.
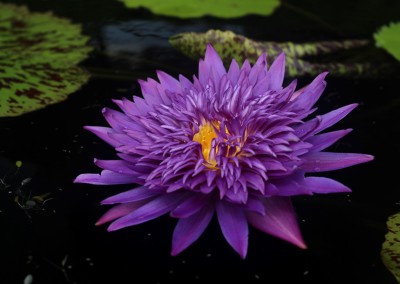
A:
75 44 373 258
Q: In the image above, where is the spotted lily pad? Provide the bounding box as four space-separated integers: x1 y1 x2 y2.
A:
381 213 400 283
169 29 372 77
0 3 92 117
374 22 400 62
120 0 280 18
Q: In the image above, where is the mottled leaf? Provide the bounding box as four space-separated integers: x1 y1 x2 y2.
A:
0 3 92 117
381 213 400 283
374 22 400 62
169 29 373 77
120 0 280 18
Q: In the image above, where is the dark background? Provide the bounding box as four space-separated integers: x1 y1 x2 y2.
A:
1 0 400 283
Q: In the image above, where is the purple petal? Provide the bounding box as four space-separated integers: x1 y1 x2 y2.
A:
74 170 140 185
227 59 240 82
289 72 327 112
102 108 135 132
101 186 160 205
203 44 226 78
247 197 306 249
94 159 138 175
108 193 186 231
306 129 353 152
295 104 358 139
300 152 374 172
216 201 249 259
266 53 285 90
302 176 351 193
84 126 120 147
170 194 210 218
157 70 181 94
171 205 214 256
96 201 147 225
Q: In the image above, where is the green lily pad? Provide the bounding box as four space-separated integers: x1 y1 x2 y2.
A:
169 29 372 77
381 213 400 283
0 3 92 117
120 0 280 18
374 22 400 62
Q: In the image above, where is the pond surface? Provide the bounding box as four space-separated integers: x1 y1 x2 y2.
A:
1 0 400 283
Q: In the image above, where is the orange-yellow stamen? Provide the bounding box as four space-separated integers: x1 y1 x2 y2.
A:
193 121 219 167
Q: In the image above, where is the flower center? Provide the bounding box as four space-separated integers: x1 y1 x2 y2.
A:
193 121 219 167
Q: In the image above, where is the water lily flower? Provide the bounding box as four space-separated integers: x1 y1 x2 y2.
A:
75 44 373 258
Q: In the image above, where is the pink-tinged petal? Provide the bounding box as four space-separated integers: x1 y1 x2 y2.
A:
266 53 285 90
247 197 306 249
216 201 249 259
96 201 147 225
170 194 210 218
84 126 120 147
171 205 214 256
108 193 186 231
306 129 353 152
302 177 351 194
289 72 328 112
300 152 374 172
101 186 160 205
74 170 140 185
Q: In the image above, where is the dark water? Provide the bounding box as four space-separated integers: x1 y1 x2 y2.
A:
1 0 400 283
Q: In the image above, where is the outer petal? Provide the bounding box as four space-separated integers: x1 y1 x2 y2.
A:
84 126 120 147
288 72 328 112
94 159 138 175
305 129 353 152
74 170 140 185
301 176 351 193
247 197 306 249
101 186 160 205
216 201 249 259
107 193 186 231
300 152 374 172
266 52 285 90
199 44 226 86
295 104 358 139
170 193 210 218
171 205 214 256
96 201 147 225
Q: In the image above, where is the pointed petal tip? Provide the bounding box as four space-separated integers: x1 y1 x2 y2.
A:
107 223 119 232
170 246 183 257
73 174 86 184
297 241 308 249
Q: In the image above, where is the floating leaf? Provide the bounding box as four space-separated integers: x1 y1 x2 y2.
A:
374 22 400 62
0 3 92 117
170 29 374 77
381 213 400 283
120 0 280 18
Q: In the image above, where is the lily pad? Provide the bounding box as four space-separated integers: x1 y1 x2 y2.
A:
120 0 280 18
0 3 92 117
381 213 400 283
169 29 372 77
374 22 400 62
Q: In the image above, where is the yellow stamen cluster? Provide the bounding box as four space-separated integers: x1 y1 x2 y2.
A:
193 121 219 167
